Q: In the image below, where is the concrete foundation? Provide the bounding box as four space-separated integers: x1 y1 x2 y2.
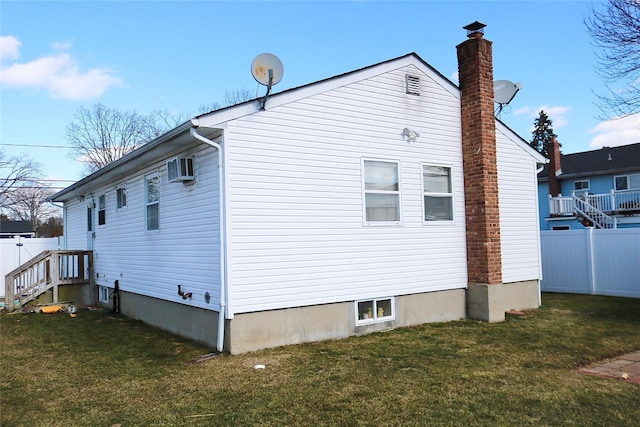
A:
228 288 466 354
466 280 540 322
115 290 219 348
95 283 537 354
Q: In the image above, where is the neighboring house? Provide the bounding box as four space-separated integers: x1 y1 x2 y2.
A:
47 23 545 353
0 221 35 238
538 140 640 230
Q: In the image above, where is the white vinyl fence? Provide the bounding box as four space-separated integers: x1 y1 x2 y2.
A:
540 228 640 298
1 236 61 298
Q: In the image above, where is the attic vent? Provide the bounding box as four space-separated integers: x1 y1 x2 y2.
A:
167 157 195 182
406 74 421 95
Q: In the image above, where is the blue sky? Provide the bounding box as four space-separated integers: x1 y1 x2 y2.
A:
1 0 639 189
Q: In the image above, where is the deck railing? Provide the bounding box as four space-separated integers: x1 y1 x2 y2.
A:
549 189 640 216
4 250 93 312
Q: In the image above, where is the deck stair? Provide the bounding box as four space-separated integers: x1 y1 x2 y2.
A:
573 194 617 229
4 250 93 312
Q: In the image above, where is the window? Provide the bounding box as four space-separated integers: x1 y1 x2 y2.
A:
99 286 109 304
422 164 453 221
363 160 400 223
146 173 160 230
87 206 93 232
116 185 127 209
615 173 640 191
552 225 570 231
97 194 106 226
574 180 589 191
356 298 394 325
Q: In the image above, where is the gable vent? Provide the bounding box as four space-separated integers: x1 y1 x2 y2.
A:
406 74 421 95
167 157 195 182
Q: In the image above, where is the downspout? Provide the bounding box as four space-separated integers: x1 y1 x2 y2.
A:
189 123 227 353
535 163 545 306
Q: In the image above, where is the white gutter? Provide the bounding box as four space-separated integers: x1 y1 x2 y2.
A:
190 123 227 353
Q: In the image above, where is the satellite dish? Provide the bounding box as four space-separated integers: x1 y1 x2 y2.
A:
251 53 284 86
494 80 522 105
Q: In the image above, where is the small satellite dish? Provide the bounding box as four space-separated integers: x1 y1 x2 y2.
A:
251 53 284 86
494 80 522 105
251 53 284 110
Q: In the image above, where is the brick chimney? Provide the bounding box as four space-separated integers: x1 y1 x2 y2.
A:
457 22 503 288
547 137 562 197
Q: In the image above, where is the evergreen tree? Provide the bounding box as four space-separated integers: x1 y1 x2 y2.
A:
530 110 556 158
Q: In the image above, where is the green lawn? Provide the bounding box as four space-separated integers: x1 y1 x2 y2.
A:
1 293 639 426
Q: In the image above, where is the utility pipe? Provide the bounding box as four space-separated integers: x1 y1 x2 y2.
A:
189 123 227 353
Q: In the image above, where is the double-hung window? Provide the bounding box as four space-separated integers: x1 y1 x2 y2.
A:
146 173 160 231
422 164 453 221
97 194 106 226
116 185 127 209
363 160 400 223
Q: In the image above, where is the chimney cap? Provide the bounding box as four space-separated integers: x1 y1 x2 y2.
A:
463 21 487 37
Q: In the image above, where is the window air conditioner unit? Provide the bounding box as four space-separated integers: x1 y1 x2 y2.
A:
167 157 195 182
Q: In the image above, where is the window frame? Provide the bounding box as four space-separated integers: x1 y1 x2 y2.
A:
116 184 127 210
145 172 160 231
614 173 640 191
573 180 590 191
355 297 395 325
421 162 455 223
362 158 402 226
97 194 106 227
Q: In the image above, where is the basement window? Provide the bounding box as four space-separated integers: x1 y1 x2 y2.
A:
405 74 421 96
98 286 109 304
356 297 394 325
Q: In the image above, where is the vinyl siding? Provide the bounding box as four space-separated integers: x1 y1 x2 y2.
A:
65 146 222 310
224 64 469 314
64 199 89 250
497 129 542 283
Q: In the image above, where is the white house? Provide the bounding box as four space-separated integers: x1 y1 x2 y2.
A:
49 23 546 353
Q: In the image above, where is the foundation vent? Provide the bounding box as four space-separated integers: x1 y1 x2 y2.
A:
405 74 421 96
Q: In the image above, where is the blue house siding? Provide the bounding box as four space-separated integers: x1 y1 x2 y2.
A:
537 143 640 231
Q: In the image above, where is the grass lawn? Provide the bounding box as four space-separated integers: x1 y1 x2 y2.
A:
1 293 639 426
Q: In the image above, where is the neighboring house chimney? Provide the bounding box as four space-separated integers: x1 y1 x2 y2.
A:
547 137 562 197
457 22 504 321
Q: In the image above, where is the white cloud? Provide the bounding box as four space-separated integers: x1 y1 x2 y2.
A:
0 35 22 62
50 40 73 51
515 104 573 129
588 113 640 148
0 36 122 100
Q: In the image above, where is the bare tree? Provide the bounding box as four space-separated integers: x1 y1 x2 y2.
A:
68 90 255 175
66 104 164 175
0 151 43 210
199 88 254 113
3 185 61 231
585 0 640 117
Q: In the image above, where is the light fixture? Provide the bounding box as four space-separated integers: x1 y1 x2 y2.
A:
402 128 420 142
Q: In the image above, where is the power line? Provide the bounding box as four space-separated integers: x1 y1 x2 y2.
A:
1 143 74 149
